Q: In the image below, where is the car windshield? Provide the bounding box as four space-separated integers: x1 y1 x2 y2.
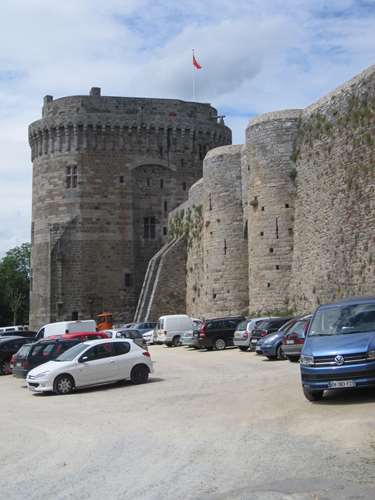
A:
55 343 88 361
309 303 375 336
236 320 248 331
16 345 32 358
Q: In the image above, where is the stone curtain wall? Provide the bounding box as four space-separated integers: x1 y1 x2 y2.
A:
202 146 249 318
29 88 231 329
147 237 187 320
290 66 375 312
246 110 302 314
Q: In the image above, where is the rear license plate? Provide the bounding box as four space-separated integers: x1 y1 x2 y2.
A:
286 340 294 344
328 380 356 389
17 362 22 367
251 339 257 344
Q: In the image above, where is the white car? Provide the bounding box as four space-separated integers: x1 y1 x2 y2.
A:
142 329 155 345
26 339 153 395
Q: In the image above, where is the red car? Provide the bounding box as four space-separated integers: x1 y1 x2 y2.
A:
282 315 312 362
47 331 109 341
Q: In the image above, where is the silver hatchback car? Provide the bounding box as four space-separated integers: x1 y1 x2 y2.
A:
233 317 270 351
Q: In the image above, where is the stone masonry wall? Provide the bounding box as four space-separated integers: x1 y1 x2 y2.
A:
290 65 375 312
147 237 187 320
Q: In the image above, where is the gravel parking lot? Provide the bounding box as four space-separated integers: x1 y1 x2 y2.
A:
1 345 375 500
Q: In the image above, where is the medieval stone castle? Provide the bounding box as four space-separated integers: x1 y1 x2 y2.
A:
29 65 375 329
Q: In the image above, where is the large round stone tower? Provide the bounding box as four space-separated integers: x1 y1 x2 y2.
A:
202 145 249 318
246 110 301 313
29 88 231 328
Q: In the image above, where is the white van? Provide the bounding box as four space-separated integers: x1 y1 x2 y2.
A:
156 315 193 347
36 320 96 340
0 325 29 334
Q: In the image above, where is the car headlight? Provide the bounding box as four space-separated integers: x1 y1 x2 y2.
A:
33 371 50 379
300 355 314 366
367 350 375 360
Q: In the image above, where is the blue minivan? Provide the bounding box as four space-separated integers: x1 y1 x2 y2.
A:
300 296 375 401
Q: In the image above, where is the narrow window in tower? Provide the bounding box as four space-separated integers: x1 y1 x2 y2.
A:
144 217 149 239
119 176 124 184
72 166 78 188
150 217 156 239
209 193 212 211
71 311 78 320
66 166 72 188
275 217 279 239
285 203 289 208
182 182 187 191
124 273 132 287
224 239 227 255
160 179 164 189
31 222 35 244
146 177 150 187
243 221 248 240
164 200 168 214
163 226 167 236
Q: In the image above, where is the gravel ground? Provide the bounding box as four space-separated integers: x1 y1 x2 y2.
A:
1 345 375 500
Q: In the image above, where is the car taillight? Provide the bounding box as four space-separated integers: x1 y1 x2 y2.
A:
260 330 268 337
22 360 29 368
199 324 207 337
295 338 305 345
142 351 151 357
242 332 248 338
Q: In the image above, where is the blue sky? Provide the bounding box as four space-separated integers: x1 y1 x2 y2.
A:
0 0 375 254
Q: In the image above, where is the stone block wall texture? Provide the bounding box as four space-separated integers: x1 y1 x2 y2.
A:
29 88 231 329
246 110 302 314
202 145 249 317
290 65 375 312
147 237 187 320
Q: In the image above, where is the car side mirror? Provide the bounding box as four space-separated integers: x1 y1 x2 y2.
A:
79 356 89 363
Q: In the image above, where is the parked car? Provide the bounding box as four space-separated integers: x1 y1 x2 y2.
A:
156 315 194 347
0 325 29 334
0 330 36 338
282 315 312 362
114 329 148 349
0 336 34 375
12 339 81 378
181 319 203 348
47 331 108 341
301 297 375 402
26 339 153 394
36 320 97 340
128 322 157 335
142 329 155 345
256 317 301 359
234 317 270 351
198 316 245 351
250 317 293 351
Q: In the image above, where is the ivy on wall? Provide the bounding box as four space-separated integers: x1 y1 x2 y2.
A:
168 205 203 248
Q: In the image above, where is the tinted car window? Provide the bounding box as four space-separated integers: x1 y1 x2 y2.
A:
114 342 130 355
236 320 248 331
85 343 114 361
289 320 307 337
16 345 32 359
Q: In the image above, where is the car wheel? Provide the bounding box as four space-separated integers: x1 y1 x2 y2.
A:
130 364 149 384
0 360 11 375
238 346 248 352
172 335 181 347
287 356 300 363
54 374 74 395
303 387 324 402
276 345 286 360
214 338 226 351
165 342 172 347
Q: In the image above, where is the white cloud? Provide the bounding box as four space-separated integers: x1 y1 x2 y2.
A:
0 0 375 254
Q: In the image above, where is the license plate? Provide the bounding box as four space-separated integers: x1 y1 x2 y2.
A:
28 385 37 392
328 380 356 389
17 362 22 367
286 340 294 344
256 347 261 351
251 339 257 344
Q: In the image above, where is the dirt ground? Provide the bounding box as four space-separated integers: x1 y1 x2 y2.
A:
1 345 375 499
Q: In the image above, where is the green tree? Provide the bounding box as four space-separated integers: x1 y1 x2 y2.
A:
0 243 31 326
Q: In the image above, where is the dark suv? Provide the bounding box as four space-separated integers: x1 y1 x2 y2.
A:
12 339 81 378
250 317 293 351
198 316 245 351
0 336 33 375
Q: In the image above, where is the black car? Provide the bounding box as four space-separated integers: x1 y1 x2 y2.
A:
0 330 36 339
198 316 245 351
11 338 82 378
115 329 148 349
0 336 34 375
250 317 293 351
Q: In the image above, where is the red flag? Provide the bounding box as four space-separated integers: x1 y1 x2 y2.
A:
193 54 202 70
